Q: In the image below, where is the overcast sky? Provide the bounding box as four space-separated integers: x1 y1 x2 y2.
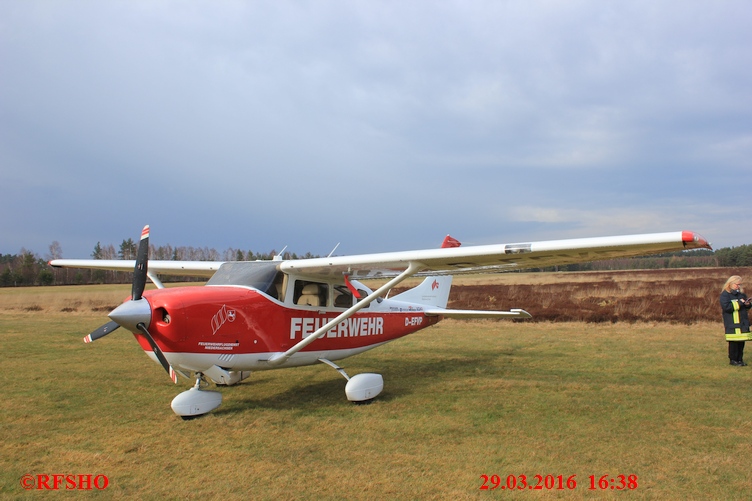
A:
1 1 749 259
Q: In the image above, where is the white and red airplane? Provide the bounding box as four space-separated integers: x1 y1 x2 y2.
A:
50 227 710 418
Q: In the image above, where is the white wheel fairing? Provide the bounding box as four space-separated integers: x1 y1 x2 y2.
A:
345 373 384 402
170 387 222 417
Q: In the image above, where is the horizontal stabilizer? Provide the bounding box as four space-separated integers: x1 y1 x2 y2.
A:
424 308 532 319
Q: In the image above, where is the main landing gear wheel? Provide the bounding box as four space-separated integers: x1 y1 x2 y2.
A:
345 373 384 403
170 373 222 419
318 359 384 403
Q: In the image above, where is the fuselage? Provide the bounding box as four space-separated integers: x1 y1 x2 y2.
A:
133 284 440 374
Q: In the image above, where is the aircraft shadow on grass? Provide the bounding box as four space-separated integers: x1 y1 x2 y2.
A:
213 351 507 415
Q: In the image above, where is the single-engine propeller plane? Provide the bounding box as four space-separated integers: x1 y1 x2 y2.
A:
50 227 710 418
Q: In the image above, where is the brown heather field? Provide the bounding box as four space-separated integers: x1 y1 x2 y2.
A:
3 267 749 324
404 266 752 324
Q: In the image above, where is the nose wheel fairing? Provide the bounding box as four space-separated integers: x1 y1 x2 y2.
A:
171 374 222 419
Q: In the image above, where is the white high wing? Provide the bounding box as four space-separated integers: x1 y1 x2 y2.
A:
51 231 709 281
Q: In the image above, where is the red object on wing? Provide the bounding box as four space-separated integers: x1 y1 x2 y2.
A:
441 235 462 248
344 274 361 299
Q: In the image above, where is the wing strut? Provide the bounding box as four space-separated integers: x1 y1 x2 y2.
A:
147 271 165 289
266 262 423 366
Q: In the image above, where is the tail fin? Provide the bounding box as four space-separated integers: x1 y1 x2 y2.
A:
392 276 453 308
391 234 460 308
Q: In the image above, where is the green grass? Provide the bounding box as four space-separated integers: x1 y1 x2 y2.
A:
1 303 751 499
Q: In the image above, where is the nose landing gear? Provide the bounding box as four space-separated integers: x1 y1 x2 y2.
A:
170 373 223 419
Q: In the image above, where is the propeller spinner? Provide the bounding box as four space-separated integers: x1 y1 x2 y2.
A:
83 225 177 383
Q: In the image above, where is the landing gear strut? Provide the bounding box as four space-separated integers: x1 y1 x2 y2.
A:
170 372 223 419
319 359 384 403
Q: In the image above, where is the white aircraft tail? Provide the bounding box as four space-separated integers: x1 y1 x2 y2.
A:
390 234 459 308
392 276 453 308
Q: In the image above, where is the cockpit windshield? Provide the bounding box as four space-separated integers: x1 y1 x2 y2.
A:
206 262 280 293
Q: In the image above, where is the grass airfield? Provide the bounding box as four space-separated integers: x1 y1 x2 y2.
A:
2 282 752 499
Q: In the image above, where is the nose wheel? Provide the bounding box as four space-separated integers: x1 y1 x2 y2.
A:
171 372 223 419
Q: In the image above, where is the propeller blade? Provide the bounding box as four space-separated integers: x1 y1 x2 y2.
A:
82 225 152 347
83 321 121 343
132 225 150 301
136 323 178 384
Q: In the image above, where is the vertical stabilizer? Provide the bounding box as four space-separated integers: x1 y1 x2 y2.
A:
391 234 459 308
392 275 453 308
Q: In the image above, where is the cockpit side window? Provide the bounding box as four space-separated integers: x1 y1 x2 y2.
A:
264 272 286 301
293 280 328 307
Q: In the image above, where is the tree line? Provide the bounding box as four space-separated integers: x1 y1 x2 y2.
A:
1 240 319 287
1 240 751 287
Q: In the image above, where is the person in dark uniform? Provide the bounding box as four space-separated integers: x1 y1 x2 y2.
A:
720 275 752 366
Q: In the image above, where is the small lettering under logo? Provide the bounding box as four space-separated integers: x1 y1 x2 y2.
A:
198 341 239 351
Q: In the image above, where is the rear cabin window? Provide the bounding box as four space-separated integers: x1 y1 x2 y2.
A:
333 284 371 309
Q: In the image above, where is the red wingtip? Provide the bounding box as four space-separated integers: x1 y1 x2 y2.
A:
682 231 712 250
